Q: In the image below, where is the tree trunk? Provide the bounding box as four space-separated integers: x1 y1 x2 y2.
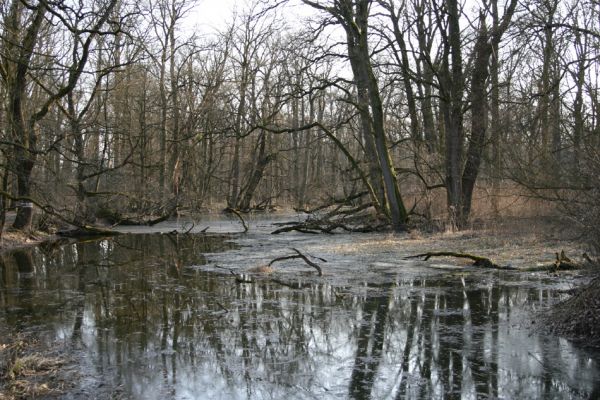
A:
490 1 501 217
344 0 408 229
238 132 274 211
4 0 47 231
388 6 420 141
12 154 35 230
440 0 465 225
461 16 491 226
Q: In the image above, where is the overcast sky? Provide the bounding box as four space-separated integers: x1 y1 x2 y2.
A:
184 0 313 34
186 0 237 32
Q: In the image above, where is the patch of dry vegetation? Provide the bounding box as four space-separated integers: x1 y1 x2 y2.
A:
0 334 73 399
543 275 600 347
0 230 52 254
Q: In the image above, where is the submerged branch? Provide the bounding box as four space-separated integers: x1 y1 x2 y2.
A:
224 207 248 233
268 248 325 276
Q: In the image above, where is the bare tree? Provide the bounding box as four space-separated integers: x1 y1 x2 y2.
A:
0 0 120 231
302 0 409 230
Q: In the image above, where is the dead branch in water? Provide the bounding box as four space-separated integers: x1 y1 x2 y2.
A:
273 192 387 234
104 196 179 226
294 191 369 214
268 248 325 276
224 207 248 233
523 251 585 272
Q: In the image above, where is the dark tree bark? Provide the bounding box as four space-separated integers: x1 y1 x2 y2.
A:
1 0 119 231
438 0 464 225
303 0 408 230
461 1 517 226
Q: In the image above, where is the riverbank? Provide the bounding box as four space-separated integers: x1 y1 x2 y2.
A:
0 230 57 254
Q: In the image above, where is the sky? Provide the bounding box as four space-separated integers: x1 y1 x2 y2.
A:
184 0 313 34
192 0 238 32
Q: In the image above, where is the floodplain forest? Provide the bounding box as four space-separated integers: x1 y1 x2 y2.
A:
0 0 598 243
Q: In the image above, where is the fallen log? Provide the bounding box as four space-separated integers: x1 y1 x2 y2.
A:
405 250 586 272
294 191 369 214
275 190 389 235
522 251 584 272
405 251 515 270
56 225 121 238
271 214 387 235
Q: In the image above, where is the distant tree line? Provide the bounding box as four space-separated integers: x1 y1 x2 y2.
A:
0 0 598 238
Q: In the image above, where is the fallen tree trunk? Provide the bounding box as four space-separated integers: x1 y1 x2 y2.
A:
405 251 514 270
405 250 586 272
107 197 178 226
56 225 121 238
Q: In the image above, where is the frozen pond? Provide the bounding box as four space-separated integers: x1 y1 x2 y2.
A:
1 215 599 399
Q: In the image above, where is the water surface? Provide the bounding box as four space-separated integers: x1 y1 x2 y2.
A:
1 219 599 399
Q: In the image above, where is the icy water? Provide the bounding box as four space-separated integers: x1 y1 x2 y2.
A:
1 215 599 399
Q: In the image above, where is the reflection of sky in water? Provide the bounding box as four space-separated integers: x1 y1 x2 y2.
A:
0 224 599 399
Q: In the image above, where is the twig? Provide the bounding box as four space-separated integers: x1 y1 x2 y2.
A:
182 221 195 234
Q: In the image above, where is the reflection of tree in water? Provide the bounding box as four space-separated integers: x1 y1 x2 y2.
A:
1 238 599 398
349 287 390 399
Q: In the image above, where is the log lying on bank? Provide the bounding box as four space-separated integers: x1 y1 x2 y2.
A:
56 225 121 238
405 250 587 272
405 251 516 270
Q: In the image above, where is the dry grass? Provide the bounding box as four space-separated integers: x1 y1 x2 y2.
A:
7 355 65 379
404 182 560 230
544 276 600 347
0 230 52 254
0 334 71 399
247 265 274 274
